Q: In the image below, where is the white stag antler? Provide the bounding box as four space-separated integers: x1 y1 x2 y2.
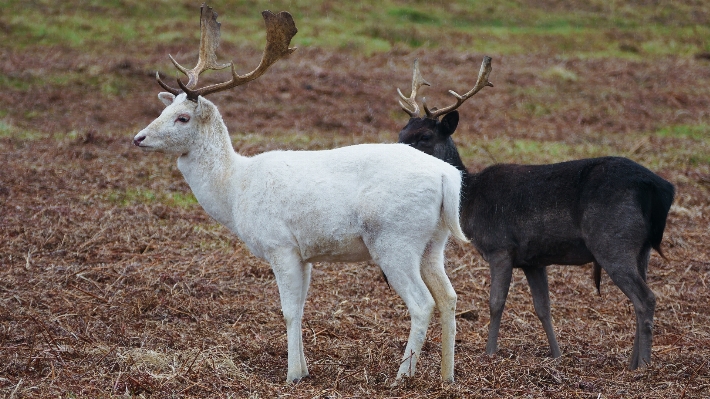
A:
156 3 297 101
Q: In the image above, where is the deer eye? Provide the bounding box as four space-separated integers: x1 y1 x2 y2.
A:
420 134 433 142
176 114 190 123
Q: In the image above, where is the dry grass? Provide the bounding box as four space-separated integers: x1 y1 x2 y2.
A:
1 14 710 399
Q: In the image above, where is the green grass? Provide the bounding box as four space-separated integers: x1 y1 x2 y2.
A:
451 123 710 169
0 121 49 141
107 189 198 208
656 124 710 141
654 124 710 167
387 7 441 25
0 75 32 91
2 0 708 57
0 69 134 97
543 66 579 82
458 137 615 165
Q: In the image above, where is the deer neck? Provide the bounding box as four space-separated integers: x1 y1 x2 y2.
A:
177 117 245 230
437 136 468 173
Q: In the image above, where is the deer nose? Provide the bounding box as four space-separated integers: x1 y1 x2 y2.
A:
133 135 146 147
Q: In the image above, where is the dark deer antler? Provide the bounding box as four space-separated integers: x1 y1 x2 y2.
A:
422 56 493 119
156 4 298 101
397 59 431 118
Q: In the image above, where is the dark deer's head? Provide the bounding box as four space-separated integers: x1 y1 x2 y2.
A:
397 57 493 169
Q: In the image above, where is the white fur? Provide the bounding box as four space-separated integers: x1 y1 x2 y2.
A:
134 93 468 382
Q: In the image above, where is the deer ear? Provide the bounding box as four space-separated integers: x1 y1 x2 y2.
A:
158 92 175 107
195 96 215 121
440 111 459 137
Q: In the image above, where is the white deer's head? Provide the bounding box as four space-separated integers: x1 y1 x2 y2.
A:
133 4 297 154
133 92 221 154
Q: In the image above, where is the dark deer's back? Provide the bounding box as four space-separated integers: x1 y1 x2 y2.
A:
462 157 674 267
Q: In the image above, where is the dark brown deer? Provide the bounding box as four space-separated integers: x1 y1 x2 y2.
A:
396 57 675 370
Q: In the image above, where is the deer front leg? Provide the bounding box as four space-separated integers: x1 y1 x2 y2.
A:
486 253 513 355
270 249 311 382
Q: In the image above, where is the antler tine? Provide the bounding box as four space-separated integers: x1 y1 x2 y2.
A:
397 59 431 117
170 3 231 90
424 56 493 119
156 71 181 96
155 3 228 95
181 10 298 100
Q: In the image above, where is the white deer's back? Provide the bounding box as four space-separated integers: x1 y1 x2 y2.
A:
230 143 458 262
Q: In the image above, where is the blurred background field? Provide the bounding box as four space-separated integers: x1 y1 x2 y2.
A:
4 0 710 56
1 1 709 397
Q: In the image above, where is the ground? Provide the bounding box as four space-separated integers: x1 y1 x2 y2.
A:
1 1 710 398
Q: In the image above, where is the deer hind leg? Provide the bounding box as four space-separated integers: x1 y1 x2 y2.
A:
523 266 561 358
420 230 457 382
630 246 653 368
637 244 651 282
298 262 312 373
596 253 655 370
368 239 435 381
584 201 656 369
486 252 513 355
270 248 312 382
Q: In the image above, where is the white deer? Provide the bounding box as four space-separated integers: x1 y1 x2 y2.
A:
133 5 468 382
